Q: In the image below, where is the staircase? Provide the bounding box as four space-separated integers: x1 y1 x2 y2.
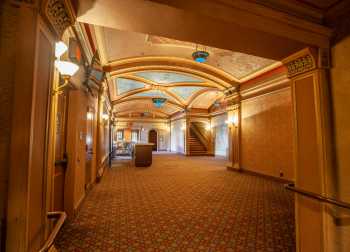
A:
188 128 208 155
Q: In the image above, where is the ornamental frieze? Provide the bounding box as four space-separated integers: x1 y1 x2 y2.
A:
285 54 315 77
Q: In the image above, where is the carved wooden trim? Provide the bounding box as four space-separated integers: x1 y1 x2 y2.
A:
42 0 75 38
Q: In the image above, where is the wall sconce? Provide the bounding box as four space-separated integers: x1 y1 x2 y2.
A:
54 41 79 85
102 113 109 121
205 123 212 131
181 124 186 131
87 112 93 120
225 116 238 127
55 60 79 84
55 41 68 58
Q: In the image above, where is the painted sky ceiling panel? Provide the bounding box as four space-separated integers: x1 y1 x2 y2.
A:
134 71 202 84
115 78 145 95
169 86 205 101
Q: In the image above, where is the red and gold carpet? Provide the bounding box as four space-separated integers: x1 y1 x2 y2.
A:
56 154 295 251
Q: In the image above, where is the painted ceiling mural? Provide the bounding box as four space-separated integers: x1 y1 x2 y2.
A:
92 25 281 118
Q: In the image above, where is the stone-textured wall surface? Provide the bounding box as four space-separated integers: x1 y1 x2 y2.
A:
241 87 294 181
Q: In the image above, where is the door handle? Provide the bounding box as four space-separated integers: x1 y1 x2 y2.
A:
55 158 68 167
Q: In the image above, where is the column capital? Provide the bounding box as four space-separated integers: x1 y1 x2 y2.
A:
282 47 330 78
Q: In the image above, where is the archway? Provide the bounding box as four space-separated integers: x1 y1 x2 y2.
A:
148 129 158 151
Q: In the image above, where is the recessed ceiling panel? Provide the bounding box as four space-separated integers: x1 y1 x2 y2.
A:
115 78 145 95
169 86 205 101
134 71 202 84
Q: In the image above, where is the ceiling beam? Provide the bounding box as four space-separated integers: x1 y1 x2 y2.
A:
77 0 332 60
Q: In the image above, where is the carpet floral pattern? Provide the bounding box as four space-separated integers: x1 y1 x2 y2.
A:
55 154 295 251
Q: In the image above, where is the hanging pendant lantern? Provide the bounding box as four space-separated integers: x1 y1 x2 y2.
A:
152 98 167 108
192 44 209 63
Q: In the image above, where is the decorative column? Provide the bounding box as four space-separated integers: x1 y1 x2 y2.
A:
282 47 332 252
226 92 242 171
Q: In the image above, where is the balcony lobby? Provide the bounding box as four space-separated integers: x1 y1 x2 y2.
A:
1 0 350 251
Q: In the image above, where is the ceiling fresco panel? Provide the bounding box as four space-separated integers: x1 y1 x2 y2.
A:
134 71 202 84
169 86 206 101
115 77 145 95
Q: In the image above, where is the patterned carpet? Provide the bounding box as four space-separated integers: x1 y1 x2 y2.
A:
55 154 295 251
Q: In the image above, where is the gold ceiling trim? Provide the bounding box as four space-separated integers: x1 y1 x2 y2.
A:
187 88 222 108
104 56 238 88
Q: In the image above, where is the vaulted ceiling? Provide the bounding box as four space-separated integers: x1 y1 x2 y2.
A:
86 25 281 118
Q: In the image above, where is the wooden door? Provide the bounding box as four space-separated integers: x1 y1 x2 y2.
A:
85 108 94 188
149 130 157 151
53 91 69 211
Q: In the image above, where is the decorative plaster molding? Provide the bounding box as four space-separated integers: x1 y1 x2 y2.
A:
42 0 75 38
282 48 317 78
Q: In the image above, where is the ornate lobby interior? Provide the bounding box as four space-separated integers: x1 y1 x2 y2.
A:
1 0 350 251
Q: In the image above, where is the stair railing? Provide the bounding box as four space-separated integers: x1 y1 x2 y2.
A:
190 123 209 150
38 211 67 252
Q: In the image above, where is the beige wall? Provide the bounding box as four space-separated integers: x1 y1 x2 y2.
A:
241 87 294 181
326 35 350 252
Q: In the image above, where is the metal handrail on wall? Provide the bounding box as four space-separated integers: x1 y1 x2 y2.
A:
285 183 350 210
38 211 67 252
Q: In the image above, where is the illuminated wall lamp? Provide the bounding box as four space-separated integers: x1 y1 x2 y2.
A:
87 112 93 120
102 113 109 121
55 60 79 84
225 117 238 127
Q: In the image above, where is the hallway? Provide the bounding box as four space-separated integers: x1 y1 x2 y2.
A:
56 155 295 251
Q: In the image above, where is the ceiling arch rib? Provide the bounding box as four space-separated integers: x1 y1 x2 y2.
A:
104 56 239 89
115 109 170 117
187 88 221 108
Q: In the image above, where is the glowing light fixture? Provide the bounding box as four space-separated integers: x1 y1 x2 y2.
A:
87 112 93 120
225 115 238 126
205 123 212 131
152 98 167 108
192 51 209 63
102 113 109 121
192 44 209 63
55 41 68 58
55 60 79 77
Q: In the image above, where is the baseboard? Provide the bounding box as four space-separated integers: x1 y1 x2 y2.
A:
227 167 293 184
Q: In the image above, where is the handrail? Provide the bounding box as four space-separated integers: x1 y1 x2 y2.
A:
285 183 350 210
38 211 67 252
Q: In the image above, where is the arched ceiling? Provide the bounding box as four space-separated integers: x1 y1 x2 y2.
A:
87 25 281 118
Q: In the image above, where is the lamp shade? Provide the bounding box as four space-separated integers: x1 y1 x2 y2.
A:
55 60 79 77
55 41 68 58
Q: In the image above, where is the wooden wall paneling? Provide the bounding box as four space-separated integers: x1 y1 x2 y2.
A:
291 68 332 252
7 8 56 251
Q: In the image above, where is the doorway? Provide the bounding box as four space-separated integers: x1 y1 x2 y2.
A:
149 129 157 151
85 108 94 189
53 89 69 211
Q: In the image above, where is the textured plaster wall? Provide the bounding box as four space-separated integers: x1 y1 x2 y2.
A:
326 35 350 252
171 119 185 153
241 87 294 181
